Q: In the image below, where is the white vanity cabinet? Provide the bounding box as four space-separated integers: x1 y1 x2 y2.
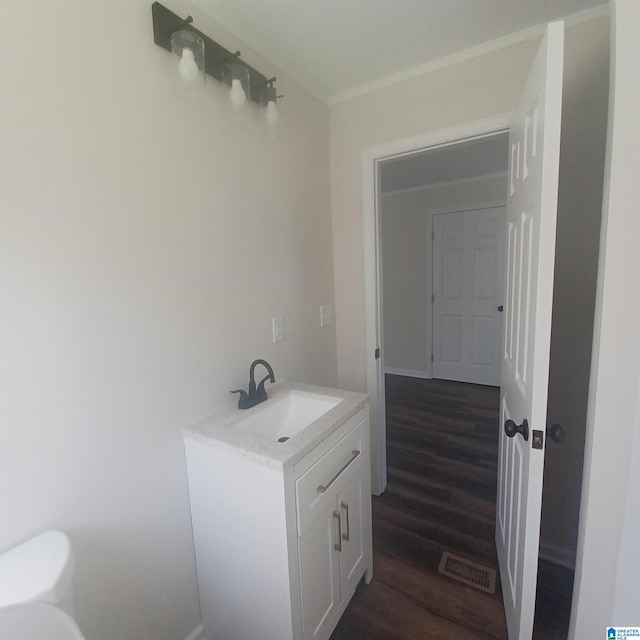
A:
182 385 372 640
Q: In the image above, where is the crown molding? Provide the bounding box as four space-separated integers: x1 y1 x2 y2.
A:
329 4 609 106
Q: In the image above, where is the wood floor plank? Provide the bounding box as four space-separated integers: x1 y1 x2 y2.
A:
372 551 507 638
332 579 500 640
330 375 573 640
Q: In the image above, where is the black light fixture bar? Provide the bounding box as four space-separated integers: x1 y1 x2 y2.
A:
151 1 271 105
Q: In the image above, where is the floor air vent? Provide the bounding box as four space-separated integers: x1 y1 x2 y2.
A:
437 551 497 594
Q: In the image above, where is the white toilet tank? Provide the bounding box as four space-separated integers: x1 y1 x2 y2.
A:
0 530 76 615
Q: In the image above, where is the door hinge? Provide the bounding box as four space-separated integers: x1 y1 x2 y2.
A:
431 353 434 362
375 348 380 360
432 231 435 241
431 293 435 303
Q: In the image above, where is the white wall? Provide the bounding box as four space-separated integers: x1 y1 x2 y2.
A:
0 2 335 639
571 0 640 634
380 195 428 377
380 175 507 377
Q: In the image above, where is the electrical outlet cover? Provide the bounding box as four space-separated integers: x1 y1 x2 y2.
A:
320 305 333 327
272 316 284 342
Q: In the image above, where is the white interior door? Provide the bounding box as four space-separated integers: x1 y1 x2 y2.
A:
432 206 506 386
496 21 564 640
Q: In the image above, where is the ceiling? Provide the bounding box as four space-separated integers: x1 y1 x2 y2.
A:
192 0 607 103
380 133 509 194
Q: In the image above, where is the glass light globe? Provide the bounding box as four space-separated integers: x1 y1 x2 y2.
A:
265 100 279 125
179 47 199 81
230 78 247 107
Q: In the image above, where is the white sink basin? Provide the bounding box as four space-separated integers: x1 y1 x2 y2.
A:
232 390 342 441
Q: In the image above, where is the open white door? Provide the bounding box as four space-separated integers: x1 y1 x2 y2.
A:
496 21 564 640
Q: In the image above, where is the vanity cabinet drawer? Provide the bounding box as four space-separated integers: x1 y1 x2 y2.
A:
295 418 367 536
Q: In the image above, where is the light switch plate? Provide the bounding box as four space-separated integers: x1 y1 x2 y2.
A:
272 316 284 343
320 304 333 327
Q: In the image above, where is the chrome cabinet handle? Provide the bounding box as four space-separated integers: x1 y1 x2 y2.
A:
316 450 361 493
333 511 342 552
341 501 350 541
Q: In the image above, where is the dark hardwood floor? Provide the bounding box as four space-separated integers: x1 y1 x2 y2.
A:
331 375 574 640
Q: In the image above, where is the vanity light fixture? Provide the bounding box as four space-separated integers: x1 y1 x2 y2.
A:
152 2 283 123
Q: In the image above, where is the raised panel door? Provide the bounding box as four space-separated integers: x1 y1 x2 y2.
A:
433 206 506 385
496 21 564 640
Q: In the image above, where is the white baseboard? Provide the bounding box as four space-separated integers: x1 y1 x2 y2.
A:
539 540 576 569
384 367 429 379
183 623 204 640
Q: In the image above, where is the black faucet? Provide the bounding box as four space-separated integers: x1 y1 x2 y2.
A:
230 359 276 410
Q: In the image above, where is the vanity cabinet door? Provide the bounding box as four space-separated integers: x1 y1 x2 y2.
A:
296 412 372 640
337 473 366 598
298 500 341 640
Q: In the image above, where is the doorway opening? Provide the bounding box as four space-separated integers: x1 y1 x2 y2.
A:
361 115 591 639
378 133 509 387
361 116 512 496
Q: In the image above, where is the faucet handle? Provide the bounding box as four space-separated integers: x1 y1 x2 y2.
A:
230 389 250 409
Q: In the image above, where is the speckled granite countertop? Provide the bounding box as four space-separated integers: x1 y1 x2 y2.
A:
182 381 368 470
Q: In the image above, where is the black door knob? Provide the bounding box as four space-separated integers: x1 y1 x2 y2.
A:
504 418 529 441
546 423 565 443
498 305 504 312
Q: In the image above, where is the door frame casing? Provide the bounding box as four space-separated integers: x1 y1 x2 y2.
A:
362 113 512 495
